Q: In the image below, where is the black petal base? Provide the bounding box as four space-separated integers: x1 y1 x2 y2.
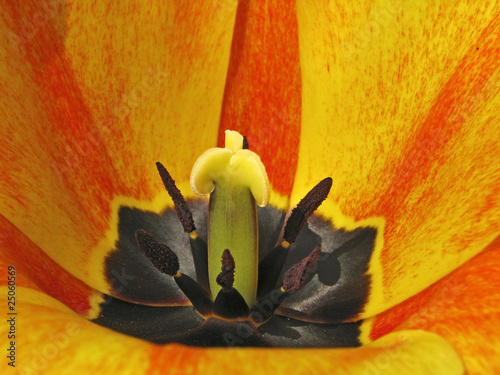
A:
93 294 361 347
98 198 378 347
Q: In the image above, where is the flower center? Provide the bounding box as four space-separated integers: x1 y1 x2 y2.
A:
136 130 332 322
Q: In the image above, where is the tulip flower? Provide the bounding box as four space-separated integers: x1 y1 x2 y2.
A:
1 0 499 374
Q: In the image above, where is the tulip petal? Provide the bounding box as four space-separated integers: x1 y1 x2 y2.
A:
0 1 236 297
218 0 302 196
259 315 360 347
1 285 462 373
0 214 103 317
147 330 463 374
102 198 204 305
93 296 205 344
364 236 500 374
295 0 500 318
276 217 377 323
0 287 152 374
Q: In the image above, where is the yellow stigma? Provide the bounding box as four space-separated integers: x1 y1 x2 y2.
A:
189 130 270 307
190 130 270 207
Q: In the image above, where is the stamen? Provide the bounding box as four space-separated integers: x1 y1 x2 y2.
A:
250 245 322 324
135 229 179 276
283 178 332 244
216 249 235 291
174 272 213 316
282 245 321 294
156 161 196 233
213 250 250 319
136 229 213 316
242 136 249 149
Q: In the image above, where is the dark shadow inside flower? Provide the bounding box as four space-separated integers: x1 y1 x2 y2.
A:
276 223 377 323
258 315 362 348
95 198 377 347
93 296 205 344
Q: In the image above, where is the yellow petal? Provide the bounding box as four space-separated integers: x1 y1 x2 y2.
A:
0 215 103 318
0 1 236 295
0 287 151 374
295 0 500 317
364 236 500 374
0 287 463 374
151 330 463 374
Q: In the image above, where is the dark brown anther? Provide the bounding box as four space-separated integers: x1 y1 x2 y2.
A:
283 177 332 244
135 229 179 276
251 246 322 324
282 245 321 294
216 249 235 291
213 249 249 319
156 161 196 233
242 136 249 149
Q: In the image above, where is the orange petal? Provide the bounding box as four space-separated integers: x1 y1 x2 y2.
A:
0 1 236 295
0 286 462 374
0 287 152 374
0 215 103 317
149 330 463 374
364 236 500 374
295 0 500 317
218 0 301 197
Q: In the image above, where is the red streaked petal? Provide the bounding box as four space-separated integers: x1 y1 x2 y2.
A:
218 0 301 197
364 236 500 374
0 215 103 317
0 288 462 374
147 330 462 374
294 0 500 318
0 1 235 296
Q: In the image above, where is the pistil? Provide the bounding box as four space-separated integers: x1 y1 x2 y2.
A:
190 130 270 307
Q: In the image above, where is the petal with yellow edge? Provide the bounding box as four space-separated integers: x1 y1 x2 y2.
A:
0 0 236 301
363 236 500 374
293 0 500 319
0 0 497 371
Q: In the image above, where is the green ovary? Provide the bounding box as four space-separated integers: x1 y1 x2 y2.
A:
208 179 258 307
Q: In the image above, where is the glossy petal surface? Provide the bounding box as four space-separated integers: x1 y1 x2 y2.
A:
0 0 498 371
0 215 103 317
